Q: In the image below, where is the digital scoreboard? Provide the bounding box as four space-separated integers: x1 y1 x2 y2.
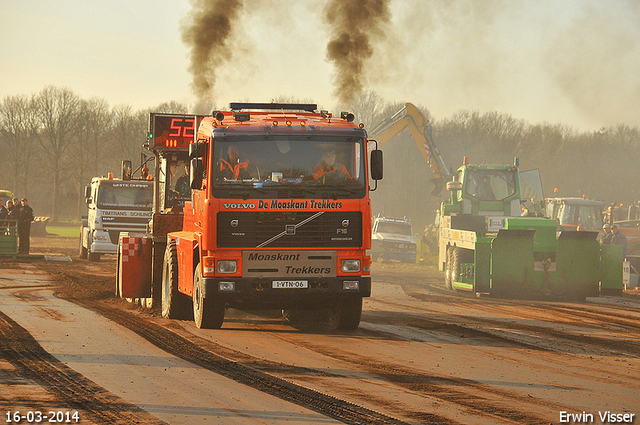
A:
149 114 204 149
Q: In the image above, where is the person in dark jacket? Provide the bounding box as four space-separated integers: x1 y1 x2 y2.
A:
17 198 34 254
598 223 613 244
610 224 627 258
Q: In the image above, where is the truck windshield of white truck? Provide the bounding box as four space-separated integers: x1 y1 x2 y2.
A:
97 181 153 209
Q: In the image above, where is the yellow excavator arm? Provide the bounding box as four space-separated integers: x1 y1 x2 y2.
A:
369 103 450 196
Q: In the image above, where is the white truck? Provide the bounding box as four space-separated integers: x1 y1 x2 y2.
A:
80 176 153 261
370 215 417 263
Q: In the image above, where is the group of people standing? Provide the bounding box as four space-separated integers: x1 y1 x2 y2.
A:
0 197 34 254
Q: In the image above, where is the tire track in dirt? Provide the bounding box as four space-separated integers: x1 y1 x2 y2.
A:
0 310 167 425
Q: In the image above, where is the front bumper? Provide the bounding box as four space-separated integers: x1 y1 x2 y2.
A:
90 240 118 254
204 276 371 310
382 250 416 262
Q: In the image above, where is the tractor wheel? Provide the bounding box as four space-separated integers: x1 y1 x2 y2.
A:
115 246 122 297
161 241 191 319
193 264 225 329
329 296 363 331
445 246 453 290
451 247 473 291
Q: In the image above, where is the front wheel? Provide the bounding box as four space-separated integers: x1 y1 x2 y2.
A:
193 264 225 329
79 228 87 259
330 296 363 331
161 241 191 319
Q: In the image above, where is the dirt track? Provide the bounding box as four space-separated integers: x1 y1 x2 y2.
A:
1 235 639 424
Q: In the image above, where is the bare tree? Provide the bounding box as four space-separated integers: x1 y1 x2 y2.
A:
69 97 113 217
109 104 144 171
0 94 39 197
34 86 81 223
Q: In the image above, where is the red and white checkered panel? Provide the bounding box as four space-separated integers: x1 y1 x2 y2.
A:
120 237 147 263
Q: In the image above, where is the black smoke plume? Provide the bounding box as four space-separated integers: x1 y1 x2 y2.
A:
181 0 243 110
325 0 390 105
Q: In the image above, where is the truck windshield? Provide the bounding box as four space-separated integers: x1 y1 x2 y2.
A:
560 205 603 231
376 222 413 236
212 137 366 198
465 168 517 201
97 182 153 210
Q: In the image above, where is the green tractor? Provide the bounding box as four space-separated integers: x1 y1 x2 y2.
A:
0 190 13 207
439 158 622 300
0 190 17 256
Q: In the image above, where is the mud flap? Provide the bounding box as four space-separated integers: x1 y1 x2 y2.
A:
600 244 623 295
553 231 601 299
474 240 491 293
119 234 152 298
490 229 535 296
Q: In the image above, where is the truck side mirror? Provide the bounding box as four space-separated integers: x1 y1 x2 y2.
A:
190 158 203 189
370 149 383 180
84 185 91 199
189 142 205 159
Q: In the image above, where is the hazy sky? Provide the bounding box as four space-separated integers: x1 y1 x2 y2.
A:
1 0 638 131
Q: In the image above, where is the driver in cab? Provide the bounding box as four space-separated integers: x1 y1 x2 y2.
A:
219 145 250 180
313 150 351 183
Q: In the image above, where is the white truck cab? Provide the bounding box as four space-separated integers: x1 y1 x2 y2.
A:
80 176 153 261
371 215 417 263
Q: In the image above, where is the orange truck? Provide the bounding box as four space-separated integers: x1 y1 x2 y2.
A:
117 103 383 330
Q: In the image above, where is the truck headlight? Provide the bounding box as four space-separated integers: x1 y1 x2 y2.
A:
341 259 360 273
343 281 360 290
217 260 237 273
219 282 235 291
93 232 109 241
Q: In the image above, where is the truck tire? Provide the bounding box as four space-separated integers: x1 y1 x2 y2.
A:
161 241 191 319
330 296 362 331
115 247 121 297
88 251 101 262
193 264 225 329
445 246 453 290
282 309 307 324
79 228 87 259
451 247 474 290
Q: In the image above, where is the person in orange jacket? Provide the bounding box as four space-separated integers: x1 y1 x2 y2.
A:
219 145 250 180
313 150 351 183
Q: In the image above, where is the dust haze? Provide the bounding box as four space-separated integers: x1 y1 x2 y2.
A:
179 0 639 130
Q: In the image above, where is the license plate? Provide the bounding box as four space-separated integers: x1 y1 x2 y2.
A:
272 280 308 289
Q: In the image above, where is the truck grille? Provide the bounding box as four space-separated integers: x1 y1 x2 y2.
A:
217 211 362 248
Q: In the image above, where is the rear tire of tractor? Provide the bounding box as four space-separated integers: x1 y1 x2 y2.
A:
445 246 453 290
193 264 225 329
161 241 191 319
451 247 463 290
330 296 363 331
451 247 473 292
115 247 122 297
